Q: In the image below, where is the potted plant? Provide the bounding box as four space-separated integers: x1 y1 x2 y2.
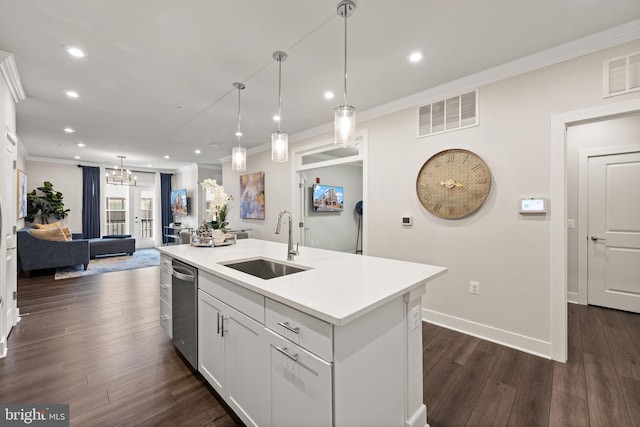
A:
25 181 70 224
200 179 232 244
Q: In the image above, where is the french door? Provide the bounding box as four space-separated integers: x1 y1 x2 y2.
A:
104 185 155 248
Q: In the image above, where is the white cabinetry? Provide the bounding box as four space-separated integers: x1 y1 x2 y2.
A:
264 328 332 427
159 254 172 338
158 245 436 427
198 271 267 427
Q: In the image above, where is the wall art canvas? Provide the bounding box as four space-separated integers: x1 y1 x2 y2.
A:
17 169 27 219
240 171 265 219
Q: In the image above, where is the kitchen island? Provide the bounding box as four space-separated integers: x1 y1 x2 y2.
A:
158 239 446 427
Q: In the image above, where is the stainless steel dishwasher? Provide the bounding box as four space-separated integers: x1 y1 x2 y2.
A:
171 259 198 369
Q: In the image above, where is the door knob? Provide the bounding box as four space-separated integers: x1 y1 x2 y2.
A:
590 236 606 241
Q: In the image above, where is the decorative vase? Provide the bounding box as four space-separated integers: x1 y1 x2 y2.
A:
212 229 226 245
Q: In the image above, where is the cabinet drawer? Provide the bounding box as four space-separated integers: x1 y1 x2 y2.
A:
266 298 333 362
160 280 171 304
160 254 172 271
160 298 172 339
199 270 264 324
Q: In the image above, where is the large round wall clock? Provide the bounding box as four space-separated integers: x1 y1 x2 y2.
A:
416 149 492 219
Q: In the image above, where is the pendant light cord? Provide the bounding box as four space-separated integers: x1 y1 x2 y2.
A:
343 8 348 106
236 86 242 143
278 58 283 132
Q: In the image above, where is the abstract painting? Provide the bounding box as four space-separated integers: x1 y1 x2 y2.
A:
239 171 265 219
17 169 27 219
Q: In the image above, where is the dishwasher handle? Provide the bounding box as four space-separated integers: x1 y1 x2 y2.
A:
172 266 196 282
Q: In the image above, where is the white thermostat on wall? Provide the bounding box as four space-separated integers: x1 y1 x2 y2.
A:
519 198 547 214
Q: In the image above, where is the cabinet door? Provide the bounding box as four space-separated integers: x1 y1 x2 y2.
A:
265 329 332 427
226 306 267 427
198 290 226 395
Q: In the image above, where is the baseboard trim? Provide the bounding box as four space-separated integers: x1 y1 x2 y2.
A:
0 336 7 359
406 403 427 427
567 292 579 304
423 309 552 359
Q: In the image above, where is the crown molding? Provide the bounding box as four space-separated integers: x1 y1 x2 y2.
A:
219 20 640 164
0 50 26 102
290 19 640 144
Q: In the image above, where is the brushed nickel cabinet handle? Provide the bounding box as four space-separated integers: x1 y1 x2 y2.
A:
277 321 300 334
275 346 299 362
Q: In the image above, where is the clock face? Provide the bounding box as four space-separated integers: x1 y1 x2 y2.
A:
416 149 491 219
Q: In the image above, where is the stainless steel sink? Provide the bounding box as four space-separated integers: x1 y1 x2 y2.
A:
221 258 309 280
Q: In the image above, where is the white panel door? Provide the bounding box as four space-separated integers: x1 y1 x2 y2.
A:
197 290 226 394
225 305 266 427
265 328 332 427
588 152 640 312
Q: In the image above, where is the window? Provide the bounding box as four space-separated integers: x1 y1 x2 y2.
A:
140 191 154 238
106 197 127 235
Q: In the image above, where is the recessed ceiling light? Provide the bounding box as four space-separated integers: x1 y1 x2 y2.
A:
64 127 75 133
164 155 170 159
147 164 153 167
73 155 81 159
324 91 335 100
235 131 243 137
76 142 86 147
64 46 86 58
273 115 281 122
409 51 423 63
194 149 201 154
65 90 80 98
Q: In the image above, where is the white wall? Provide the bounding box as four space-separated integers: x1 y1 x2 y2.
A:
24 160 83 233
222 151 292 242
224 38 640 358
304 164 363 253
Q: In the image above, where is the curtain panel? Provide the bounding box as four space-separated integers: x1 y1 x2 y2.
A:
81 166 101 239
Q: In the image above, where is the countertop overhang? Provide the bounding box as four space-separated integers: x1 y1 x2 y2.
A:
158 239 447 326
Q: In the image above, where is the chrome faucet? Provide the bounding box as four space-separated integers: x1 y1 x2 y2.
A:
275 210 299 261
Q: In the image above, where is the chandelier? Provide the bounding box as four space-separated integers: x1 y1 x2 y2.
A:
106 155 137 186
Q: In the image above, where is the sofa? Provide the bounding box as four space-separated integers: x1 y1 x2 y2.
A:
89 235 135 258
17 227 90 275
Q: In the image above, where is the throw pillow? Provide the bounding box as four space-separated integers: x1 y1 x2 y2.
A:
61 227 72 241
35 222 71 241
30 228 67 242
35 221 62 230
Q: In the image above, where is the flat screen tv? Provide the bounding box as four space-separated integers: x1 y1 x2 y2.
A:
171 189 188 216
312 184 344 212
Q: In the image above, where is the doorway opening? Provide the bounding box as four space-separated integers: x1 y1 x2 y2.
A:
292 130 367 254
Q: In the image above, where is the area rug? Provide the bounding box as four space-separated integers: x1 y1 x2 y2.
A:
55 248 160 280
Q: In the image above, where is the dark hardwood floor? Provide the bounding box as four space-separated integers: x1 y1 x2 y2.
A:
3 268 640 426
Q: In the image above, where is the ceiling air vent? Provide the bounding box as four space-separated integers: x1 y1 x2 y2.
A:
604 51 640 98
418 90 478 137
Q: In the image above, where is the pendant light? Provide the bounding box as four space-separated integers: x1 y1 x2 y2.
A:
335 0 356 147
231 82 246 171
271 51 288 162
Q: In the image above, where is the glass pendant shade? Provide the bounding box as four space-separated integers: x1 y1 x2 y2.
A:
334 104 356 147
232 145 246 171
271 130 288 162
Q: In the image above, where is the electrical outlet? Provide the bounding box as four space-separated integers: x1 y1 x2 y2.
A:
469 281 480 295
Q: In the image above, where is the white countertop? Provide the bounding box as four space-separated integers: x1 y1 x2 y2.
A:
158 239 447 326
